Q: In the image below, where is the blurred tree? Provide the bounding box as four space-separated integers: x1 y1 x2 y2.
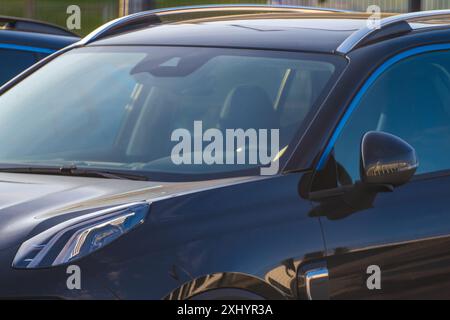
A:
408 0 422 12
24 0 36 18
119 0 155 16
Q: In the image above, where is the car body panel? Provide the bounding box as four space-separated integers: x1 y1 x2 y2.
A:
0 172 324 299
304 29 450 299
319 174 450 299
90 12 393 54
91 17 364 53
0 172 258 250
0 29 79 51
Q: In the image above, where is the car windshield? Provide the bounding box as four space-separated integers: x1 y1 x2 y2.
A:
0 46 344 181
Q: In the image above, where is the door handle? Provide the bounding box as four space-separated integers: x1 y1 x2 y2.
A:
298 261 329 300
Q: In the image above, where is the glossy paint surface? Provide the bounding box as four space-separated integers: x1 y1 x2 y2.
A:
91 12 375 53
319 174 450 299
0 29 79 51
0 172 324 299
90 173 324 299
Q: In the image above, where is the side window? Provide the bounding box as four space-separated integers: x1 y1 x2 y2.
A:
334 50 450 183
0 48 38 85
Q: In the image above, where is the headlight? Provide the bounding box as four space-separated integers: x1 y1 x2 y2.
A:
13 202 149 269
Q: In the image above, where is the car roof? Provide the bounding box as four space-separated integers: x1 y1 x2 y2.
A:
0 16 79 52
90 12 382 53
0 29 79 51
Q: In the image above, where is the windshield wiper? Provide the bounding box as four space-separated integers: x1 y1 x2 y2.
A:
0 165 149 181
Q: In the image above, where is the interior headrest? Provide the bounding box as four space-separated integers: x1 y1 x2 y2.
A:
220 85 277 130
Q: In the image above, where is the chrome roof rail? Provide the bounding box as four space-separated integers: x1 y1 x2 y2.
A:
81 4 350 45
337 9 450 54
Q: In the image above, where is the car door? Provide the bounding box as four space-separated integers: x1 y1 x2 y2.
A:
309 46 450 299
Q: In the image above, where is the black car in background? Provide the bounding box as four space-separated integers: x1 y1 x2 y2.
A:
0 16 79 85
0 5 450 299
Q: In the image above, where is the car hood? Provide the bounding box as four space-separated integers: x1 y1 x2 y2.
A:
0 172 256 250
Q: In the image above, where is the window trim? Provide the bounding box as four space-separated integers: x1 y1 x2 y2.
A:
316 43 450 171
0 43 55 54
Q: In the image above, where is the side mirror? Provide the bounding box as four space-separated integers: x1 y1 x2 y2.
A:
360 131 418 187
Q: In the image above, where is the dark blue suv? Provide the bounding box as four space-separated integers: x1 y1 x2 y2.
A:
1 5 450 300
0 16 79 85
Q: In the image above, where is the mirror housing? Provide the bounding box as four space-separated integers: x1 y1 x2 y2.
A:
360 131 418 187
